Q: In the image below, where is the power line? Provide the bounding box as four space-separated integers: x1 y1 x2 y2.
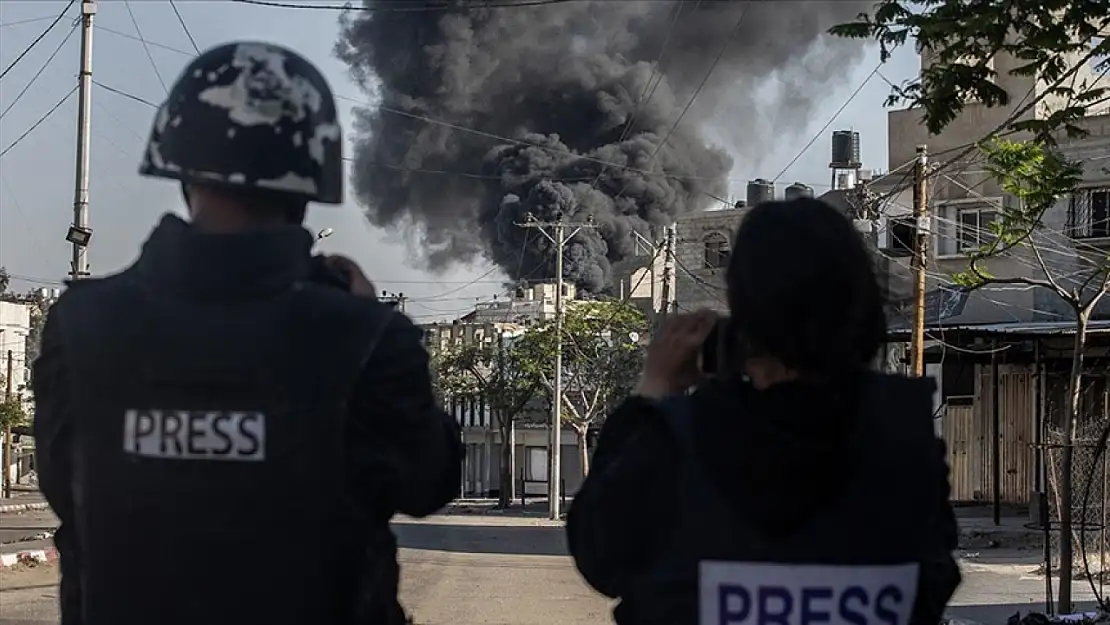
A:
93 81 159 107
608 0 747 205
771 62 880 184
123 0 168 94
0 21 78 122
585 0 686 192
228 0 585 11
96 25 195 57
0 15 60 29
0 87 78 160
168 0 201 54
0 0 76 82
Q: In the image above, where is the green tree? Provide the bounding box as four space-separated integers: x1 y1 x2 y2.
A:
0 268 9 296
434 334 541 508
516 301 647 477
949 140 1096 608
831 1 1110 146
833 4 1110 610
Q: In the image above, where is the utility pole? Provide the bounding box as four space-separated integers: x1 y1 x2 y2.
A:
3 350 12 499
516 212 597 520
660 225 677 320
70 0 96 280
910 145 929 377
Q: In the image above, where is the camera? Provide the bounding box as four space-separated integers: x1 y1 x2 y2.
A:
699 317 733 375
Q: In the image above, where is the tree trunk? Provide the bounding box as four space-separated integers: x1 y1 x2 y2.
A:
1058 309 1089 615
576 426 590 478
498 415 514 509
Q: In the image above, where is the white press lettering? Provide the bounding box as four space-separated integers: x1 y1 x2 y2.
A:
123 409 266 461
699 562 919 625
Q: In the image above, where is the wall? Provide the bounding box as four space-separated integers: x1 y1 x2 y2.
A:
674 208 744 314
0 302 30 397
880 40 1110 326
942 363 1034 504
0 301 31 489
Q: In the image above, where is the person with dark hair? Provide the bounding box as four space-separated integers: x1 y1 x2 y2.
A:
32 42 460 625
566 197 960 625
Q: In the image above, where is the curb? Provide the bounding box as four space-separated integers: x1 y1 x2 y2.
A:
0 502 50 514
0 547 58 568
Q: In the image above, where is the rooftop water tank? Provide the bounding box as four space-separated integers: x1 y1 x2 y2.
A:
831 130 861 168
746 178 774 207
784 182 814 200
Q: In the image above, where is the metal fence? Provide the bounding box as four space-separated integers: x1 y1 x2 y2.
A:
1043 364 1110 605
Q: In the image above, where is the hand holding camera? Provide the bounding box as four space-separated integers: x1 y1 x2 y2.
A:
635 310 720 399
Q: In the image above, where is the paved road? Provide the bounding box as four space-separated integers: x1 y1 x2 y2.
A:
0 513 611 625
0 510 56 547
0 513 1101 624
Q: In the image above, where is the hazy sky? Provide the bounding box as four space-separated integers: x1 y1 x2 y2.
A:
0 0 919 323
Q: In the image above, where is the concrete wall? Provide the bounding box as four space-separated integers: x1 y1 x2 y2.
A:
878 41 1110 326
0 301 31 397
674 208 744 314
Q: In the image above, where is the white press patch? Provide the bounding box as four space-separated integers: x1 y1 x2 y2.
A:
123 409 266 461
699 561 919 625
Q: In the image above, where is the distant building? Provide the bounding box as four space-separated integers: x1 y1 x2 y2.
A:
0 300 31 488
421 318 582 499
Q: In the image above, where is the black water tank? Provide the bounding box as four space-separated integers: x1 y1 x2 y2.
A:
733 199 747 209
831 130 861 168
746 179 774 207
784 182 814 200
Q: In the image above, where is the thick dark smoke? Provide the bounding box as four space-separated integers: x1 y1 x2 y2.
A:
336 0 870 293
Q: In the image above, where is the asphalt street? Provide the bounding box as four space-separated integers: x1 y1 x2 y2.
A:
0 509 1103 624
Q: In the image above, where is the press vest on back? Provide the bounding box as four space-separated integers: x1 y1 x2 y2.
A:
621 376 937 625
56 270 389 625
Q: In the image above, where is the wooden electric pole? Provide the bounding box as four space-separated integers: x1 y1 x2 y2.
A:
910 145 929 377
516 212 596 520
660 225 677 320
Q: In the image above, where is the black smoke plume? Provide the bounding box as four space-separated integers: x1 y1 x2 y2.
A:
336 0 870 293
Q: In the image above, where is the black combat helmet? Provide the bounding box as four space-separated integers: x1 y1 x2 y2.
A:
139 41 343 204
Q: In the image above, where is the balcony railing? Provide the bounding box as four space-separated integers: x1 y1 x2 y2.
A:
1068 190 1110 239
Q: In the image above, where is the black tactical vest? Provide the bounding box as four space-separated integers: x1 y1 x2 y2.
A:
619 374 939 625
56 270 391 625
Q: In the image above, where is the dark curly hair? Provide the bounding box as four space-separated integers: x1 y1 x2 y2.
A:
725 197 886 376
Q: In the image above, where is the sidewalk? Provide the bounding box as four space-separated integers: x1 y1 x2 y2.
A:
0 491 49 514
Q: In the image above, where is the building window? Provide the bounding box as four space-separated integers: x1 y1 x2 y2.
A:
957 208 1000 252
942 361 974 407
525 446 548 482
703 232 730 269
887 218 915 255
1069 188 1110 239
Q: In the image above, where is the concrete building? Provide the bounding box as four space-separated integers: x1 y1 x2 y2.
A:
423 297 586 500
869 39 1110 511
0 300 31 488
872 40 1110 326
673 207 741 314
463 282 574 325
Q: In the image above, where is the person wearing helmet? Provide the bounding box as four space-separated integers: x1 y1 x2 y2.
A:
32 42 461 625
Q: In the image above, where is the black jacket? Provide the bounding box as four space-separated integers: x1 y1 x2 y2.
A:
33 214 461 625
566 373 961 625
